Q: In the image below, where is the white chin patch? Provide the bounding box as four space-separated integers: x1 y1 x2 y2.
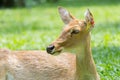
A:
63 46 80 54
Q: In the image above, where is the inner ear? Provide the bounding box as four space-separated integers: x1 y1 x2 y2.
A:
58 7 75 24
84 9 94 25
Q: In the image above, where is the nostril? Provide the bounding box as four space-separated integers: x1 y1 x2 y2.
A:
46 45 55 53
48 45 55 50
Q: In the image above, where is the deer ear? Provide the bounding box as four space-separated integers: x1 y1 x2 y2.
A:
84 9 94 26
58 7 74 24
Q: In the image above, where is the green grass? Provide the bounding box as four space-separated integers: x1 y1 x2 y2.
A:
0 0 120 79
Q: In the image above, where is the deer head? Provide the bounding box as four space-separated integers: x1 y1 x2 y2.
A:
46 7 94 55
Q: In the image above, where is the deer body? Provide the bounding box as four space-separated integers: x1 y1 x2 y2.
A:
0 7 100 80
0 50 75 80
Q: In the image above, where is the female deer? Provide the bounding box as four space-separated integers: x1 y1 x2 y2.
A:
0 7 100 80
47 7 100 80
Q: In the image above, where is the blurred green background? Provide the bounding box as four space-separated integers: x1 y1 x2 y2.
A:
0 0 120 80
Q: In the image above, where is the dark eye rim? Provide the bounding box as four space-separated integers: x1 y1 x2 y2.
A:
71 29 80 34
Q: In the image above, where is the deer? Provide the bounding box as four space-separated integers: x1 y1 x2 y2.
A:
0 7 100 80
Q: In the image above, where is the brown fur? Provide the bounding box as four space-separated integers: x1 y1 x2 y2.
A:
0 7 100 80
0 49 76 80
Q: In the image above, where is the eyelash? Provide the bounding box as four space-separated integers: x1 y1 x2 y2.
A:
70 30 79 37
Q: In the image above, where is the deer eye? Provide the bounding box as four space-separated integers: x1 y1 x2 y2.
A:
71 29 80 34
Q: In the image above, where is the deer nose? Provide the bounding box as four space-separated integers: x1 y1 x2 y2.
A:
46 45 55 54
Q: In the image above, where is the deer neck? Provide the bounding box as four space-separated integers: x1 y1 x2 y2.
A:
75 33 99 80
